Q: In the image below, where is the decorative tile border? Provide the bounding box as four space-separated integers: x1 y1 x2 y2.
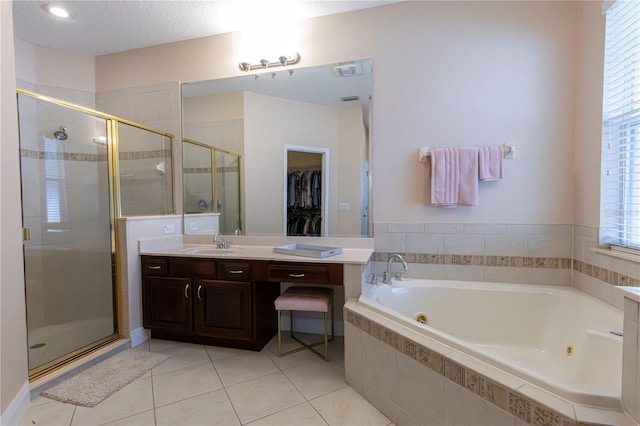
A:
372 252 571 270
21 148 171 162
345 308 577 426
184 166 239 174
573 259 640 287
373 251 639 288
21 148 107 162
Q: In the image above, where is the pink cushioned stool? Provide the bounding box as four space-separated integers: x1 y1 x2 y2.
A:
274 286 334 361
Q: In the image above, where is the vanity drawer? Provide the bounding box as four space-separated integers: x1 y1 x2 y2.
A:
267 262 343 285
169 258 216 278
218 261 252 281
142 257 168 276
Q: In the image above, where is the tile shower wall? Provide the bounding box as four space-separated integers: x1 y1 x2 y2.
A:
372 223 573 286
96 82 182 214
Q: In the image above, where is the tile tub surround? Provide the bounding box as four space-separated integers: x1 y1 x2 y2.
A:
621 288 640 424
344 302 637 426
372 223 574 285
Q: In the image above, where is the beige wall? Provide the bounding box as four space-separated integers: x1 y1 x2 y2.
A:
96 1 581 226
337 106 366 236
574 2 606 227
1 0 29 414
243 92 341 235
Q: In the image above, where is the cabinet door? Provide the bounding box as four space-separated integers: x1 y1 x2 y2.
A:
143 276 192 332
194 279 251 340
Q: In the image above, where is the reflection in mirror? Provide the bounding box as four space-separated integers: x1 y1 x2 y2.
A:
183 138 242 234
181 59 372 237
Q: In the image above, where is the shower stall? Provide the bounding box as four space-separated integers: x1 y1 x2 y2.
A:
17 89 174 379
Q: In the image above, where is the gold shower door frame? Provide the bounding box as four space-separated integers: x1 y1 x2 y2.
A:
17 89 174 380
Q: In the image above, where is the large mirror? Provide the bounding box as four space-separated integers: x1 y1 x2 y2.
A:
181 59 372 237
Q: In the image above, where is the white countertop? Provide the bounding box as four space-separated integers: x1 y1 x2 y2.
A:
138 236 373 265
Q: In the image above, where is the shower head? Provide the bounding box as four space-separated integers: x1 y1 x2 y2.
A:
53 125 68 141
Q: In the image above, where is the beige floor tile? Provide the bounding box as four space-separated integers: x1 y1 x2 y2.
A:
152 361 223 407
149 338 193 353
310 387 391 426
226 371 305 424
263 335 324 370
247 402 328 426
205 344 251 361
30 394 59 407
155 389 240 426
72 376 153 425
18 400 75 426
283 360 347 399
213 350 278 387
151 344 210 375
100 409 155 425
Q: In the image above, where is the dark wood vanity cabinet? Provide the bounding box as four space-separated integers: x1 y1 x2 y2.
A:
141 255 342 351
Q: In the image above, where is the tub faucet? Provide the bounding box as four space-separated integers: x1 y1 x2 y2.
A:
383 253 408 284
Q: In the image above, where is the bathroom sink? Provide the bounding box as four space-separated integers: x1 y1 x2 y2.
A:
180 246 234 255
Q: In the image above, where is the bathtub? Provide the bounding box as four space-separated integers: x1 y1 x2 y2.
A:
358 279 624 408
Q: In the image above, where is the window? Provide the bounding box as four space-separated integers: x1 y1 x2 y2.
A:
600 0 640 251
44 137 67 224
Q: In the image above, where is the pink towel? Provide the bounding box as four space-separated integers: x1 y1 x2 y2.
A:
478 146 503 181
430 147 479 207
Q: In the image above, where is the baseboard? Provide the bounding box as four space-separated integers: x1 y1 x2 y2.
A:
0 381 30 426
279 314 344 336
130 327 150 348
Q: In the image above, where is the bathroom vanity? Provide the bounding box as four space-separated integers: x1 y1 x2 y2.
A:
139 241 371 351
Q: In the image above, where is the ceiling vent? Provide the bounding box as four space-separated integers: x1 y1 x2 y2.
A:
333 62 363 77
340 96 360 102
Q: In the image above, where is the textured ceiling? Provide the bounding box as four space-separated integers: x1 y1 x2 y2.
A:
13 0 396 56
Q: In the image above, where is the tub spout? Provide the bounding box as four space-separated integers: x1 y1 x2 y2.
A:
383 253 408 284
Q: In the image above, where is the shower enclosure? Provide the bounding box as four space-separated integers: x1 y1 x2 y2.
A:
17 89 174 379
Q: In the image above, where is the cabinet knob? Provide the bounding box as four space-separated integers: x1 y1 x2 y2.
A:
289 273 305 278
184 284 189 299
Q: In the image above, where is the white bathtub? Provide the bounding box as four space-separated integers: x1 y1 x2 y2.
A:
358 279 624 408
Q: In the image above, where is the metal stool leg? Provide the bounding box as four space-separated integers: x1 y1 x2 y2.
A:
277 310 282 356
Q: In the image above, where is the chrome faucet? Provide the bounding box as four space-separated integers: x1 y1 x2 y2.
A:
383 253 408 284
212 232 231 249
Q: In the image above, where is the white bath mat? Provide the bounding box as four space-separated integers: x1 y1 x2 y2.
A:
41 349 169 407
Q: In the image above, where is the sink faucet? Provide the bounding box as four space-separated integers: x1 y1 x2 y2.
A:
213 233 230 249
383 253 408 284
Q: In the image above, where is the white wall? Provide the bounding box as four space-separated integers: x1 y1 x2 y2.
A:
1 0 29 417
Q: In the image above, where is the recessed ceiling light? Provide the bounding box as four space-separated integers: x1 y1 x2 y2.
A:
44 4 70 18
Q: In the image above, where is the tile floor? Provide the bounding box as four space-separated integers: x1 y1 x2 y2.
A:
19 334 392 426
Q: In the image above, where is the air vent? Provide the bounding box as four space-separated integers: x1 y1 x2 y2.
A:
340 96 360 102
333 62 363 77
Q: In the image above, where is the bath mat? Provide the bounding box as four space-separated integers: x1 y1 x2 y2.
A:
41 349 169 407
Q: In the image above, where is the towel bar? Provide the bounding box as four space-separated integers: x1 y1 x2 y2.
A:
418 143 515 163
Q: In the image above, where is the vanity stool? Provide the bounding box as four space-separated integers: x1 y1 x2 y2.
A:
274 286 334 361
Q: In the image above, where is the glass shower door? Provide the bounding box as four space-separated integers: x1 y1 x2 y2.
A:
18 93 117 377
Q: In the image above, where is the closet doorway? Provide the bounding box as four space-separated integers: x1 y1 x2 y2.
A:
284 145 328 237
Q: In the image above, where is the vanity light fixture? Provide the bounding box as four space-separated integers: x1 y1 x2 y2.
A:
43 4 70 18
239 53 301 72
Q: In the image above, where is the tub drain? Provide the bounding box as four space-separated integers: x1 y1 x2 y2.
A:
30 343 46 349
566 345 574 356
415 313 428 325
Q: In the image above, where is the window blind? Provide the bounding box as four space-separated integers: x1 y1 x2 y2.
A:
600 0 640 250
